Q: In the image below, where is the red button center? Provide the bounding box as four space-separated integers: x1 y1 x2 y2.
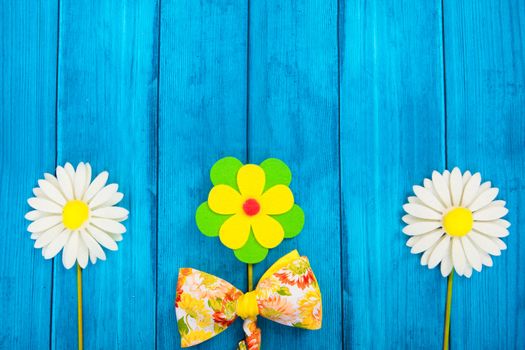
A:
243 198 260 216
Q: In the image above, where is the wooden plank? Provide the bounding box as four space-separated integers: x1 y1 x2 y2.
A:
339 0 446 348
0 1 57 348
157 0 248 348
52 0 159 348
443 1 525 348
248 1 341 348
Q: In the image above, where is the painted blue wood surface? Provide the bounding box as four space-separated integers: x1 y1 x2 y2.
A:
340 0 447 348
52 0 159 349
0 1 57 348
1 0 524 349
444 1 525 348
157 0 248 348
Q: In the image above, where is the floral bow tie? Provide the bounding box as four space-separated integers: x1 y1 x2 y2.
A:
175 250 322 349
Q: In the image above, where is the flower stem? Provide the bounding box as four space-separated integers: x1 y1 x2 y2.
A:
77 264 84 350
247 263 253 292
443 270 454 350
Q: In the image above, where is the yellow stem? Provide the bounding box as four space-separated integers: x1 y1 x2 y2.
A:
443 270 454 350
77 264 84 350
247 263 253 292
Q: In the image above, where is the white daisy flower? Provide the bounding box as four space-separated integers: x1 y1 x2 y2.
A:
402 168 510 278
25 162 129 269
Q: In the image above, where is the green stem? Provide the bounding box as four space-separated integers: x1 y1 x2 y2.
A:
77 264 83 350
247 263 253 292
443 270 454 350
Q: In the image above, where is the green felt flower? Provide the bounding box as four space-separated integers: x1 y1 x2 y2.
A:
196 157 305 264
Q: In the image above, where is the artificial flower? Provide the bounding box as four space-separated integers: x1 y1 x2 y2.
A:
403 168 510 277
196 157 304 264
25 162 128 269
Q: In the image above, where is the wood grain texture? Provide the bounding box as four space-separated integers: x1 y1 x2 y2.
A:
443 1 525 348
0 1 57 348
52 0 159 348
248 0 342 348
1 0 525 349
339 0 447 348
157 0 248 348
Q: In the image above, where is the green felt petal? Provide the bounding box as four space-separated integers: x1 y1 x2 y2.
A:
273 204 305 238
210 157 243 190
260 158 292 191
233 231 269 264
195 202 230 237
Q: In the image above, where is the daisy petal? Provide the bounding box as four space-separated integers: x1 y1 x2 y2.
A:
408 196 423 205
461 236 482 272
411 230 444 254
38 179 67 205
251 214 284 248
44 173 61 189
105 192 124 207
77 239 89 269
449 167 463 206
109 233 123 241
413 186 445 212
27 197 63 213
88 184 118 209
35 224 65 248
432 171 452 207
469 231 500 256
473 206 508 221
402 215 418 224
62 231 79 269
463 264 473 278
428 235 451 269
421 237 440 266
406 235 422 248
479 250 493 267
91 207 129 220
260 185 294 215
403 203 442 220
491 237 507 250
56 166 74 200
218 214 250 249
402 221 441 236
28 216 62 233
86 226 118 251
496 219 511 228
440 256 453 277
461 172 481 207
74 162 87 199
33 187 46 199
462 170 472 184
451 237 467 275
469 188 499 212
473 222 509 237
208 184 242 215
64 162 76 179
91 218 126 234
80 229 106 263
44 230 70 259
83 171 109 202
237 164 265 198
25 210 49 221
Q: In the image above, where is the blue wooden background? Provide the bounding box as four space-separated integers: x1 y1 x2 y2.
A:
1 0 524 349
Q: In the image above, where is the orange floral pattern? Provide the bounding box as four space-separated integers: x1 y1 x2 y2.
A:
175 252 322 347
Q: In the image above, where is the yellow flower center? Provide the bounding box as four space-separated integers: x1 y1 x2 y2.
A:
62 200 89 230
442 207 473 237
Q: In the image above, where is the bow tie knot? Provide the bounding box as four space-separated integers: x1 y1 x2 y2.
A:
175 250 322 348
236 290 259 320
